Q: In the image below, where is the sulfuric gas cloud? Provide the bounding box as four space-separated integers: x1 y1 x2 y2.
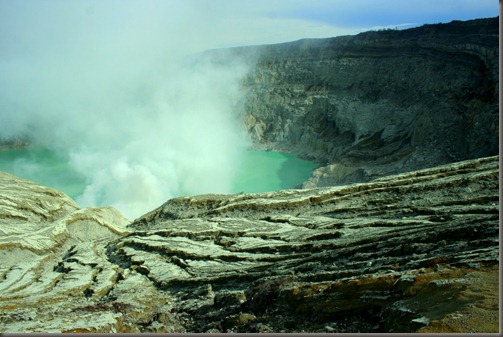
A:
0 1 254 219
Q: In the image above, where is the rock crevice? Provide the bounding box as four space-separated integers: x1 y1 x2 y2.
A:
2 155 497 332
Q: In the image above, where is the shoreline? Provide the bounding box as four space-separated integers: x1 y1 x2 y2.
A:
0 137 32 151
0 143 31 151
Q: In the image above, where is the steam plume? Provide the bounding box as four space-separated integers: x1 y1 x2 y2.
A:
0 1 251 219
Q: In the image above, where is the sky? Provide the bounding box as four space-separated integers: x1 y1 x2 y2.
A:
0 0 498 56
0 0 499 219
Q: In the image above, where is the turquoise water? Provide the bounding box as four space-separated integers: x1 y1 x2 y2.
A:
232 150 317 193
0 147 317 201
0 147 87 199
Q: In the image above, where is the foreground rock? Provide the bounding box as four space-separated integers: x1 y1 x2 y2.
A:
0 155 498 332
0 171 136 333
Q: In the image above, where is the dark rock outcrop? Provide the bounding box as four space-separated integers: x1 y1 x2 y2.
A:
1 155 498 332
0 137 30 150
237 17 498 186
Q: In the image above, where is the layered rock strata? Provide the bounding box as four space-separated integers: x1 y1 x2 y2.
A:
237 17 499 186
0 155 498 332
0 171 137 333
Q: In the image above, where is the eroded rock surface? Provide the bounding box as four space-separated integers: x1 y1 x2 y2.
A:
1 156 498 332
0 172 164 333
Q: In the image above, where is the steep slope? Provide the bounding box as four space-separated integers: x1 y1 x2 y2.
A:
0 171 134 332
1 155 498 332
238 17 498 186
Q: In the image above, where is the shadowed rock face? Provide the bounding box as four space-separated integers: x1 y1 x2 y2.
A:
1 155 498 332
238 17 498 186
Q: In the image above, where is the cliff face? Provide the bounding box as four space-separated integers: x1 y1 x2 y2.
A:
1 18 497 185
240 17 498 186
0 155 498 332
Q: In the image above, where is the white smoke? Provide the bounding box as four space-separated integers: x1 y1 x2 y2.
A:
0 1 252 219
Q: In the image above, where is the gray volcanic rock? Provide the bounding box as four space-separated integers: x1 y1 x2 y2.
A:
237 17 499 186
0 137 30 150
1 155 498 332
0 172 140 333
124 155 499 333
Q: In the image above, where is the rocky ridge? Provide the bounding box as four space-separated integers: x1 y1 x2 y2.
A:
0 171 134 332
0 155 499 332
235 17 499 186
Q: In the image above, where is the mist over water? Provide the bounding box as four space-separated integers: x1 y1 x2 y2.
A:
0 148 317 212
0 1 254 219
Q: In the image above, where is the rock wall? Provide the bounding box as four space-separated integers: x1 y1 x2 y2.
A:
238 17 499 186
1 155 498 332
1 18 498 185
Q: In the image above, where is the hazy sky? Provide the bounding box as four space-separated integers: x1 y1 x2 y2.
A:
0 0 498 56
0 0 498 219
